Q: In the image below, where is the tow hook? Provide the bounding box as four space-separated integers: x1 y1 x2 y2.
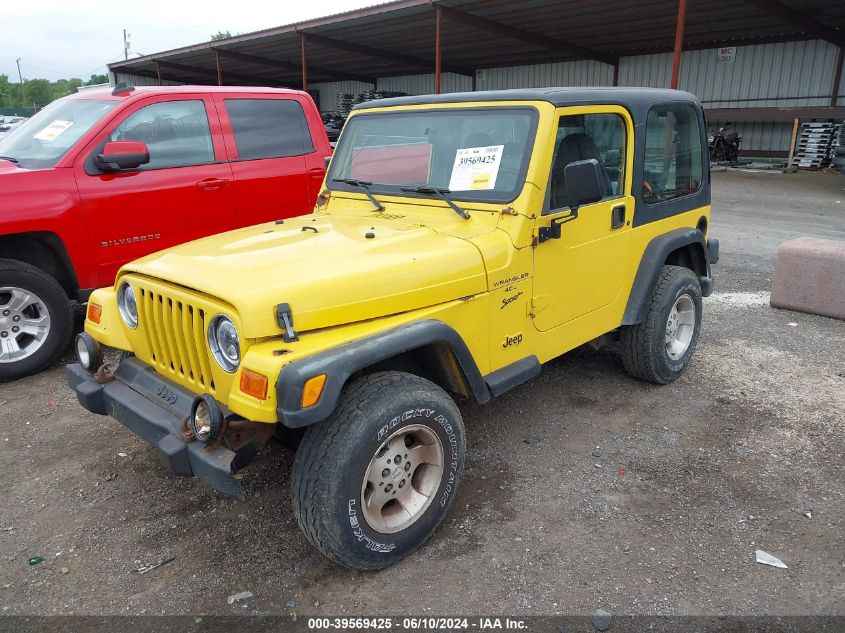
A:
94 364 115 384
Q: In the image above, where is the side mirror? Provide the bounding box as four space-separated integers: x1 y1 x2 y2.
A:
95 140 150 172
564 159 606 209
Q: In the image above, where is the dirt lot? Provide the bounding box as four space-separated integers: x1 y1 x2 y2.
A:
0 170 843 617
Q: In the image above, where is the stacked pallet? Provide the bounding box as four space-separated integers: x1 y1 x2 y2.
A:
791 122 836 169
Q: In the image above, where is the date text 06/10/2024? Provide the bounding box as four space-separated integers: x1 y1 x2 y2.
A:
307 618 528 630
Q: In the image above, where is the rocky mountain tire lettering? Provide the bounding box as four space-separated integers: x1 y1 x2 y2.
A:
434 413 459 508
348 500 396 553
376 408 434 442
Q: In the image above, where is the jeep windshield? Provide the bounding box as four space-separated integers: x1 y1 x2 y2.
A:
328 107 538 204
0 97 118 170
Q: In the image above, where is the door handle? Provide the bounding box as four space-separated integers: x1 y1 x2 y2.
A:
610 203 626 229
196 178 230 190
306 167 326 180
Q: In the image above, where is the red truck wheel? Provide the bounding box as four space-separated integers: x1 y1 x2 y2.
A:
0 259 73 382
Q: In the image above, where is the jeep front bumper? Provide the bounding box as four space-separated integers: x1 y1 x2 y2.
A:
66 357 244 500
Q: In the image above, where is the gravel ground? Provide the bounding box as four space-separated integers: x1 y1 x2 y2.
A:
0 170 843 617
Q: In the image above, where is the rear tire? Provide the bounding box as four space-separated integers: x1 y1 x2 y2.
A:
620 265 702 384
0 259 73 382
291 371 465 570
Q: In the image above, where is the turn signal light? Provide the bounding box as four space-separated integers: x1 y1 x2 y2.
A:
301 373 327 409
87 303 103 324
240 368 268 400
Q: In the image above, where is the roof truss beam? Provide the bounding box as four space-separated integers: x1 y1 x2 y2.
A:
741 0 845 47
155 59 276 85
301 31 474 77
435 4 617 66
213 47 375 84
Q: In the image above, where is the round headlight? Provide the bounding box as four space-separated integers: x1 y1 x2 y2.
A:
188 394 223 443
208 315 240 373
117 282 138 329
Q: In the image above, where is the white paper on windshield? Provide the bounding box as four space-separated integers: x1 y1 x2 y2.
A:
34 120 74 142
448 144 504 191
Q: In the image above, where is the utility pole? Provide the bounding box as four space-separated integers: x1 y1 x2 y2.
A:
15 58 25 107
123 29 130 60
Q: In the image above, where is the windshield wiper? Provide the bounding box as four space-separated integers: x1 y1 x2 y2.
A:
0 156 18 164
400 186 469 220
332 178 384 212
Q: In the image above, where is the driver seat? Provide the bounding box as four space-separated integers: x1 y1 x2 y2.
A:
551 133 612 208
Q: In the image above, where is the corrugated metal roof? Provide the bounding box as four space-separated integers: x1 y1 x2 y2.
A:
108 0 845 88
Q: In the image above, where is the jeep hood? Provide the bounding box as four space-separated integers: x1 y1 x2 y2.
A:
121 214 489 339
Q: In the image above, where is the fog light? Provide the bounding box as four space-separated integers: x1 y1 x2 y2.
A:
188 394 223 443
75 333 102 371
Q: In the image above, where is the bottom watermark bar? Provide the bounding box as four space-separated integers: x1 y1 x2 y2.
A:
1 616 844 633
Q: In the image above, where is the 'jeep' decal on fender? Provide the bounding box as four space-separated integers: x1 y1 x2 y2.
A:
502 333 523 349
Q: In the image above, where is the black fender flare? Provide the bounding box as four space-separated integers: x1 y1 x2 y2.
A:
275 319 490 428
622 227 713 326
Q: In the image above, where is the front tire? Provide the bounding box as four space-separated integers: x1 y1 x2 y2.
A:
291 371 465 571
0 259 73 382
620 265 702 384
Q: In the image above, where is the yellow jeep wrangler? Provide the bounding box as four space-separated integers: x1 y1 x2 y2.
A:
68 88 718 571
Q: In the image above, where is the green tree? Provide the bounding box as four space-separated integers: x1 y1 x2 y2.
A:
24 78 52 107
86 74 109 85
210 30 232 41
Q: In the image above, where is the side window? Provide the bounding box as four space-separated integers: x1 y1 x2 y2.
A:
109 100 214 170
642 104 703 203
224 99 315 160
549 112 626 211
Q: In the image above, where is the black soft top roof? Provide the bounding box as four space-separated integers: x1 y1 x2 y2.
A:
352 87 701 118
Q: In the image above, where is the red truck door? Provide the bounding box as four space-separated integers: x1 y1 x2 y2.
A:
73 94 235 288
215 94 326 226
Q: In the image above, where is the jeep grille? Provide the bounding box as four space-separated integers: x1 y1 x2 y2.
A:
134 284 216 393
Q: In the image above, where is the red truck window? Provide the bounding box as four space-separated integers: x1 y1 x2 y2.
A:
223 99 314 160
109 100 214 170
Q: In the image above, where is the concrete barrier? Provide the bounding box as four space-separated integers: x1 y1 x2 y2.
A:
770 237 845 320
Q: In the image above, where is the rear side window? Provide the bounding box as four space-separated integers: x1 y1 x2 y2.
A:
224 99 314 160
110 99 214 170
642 103 703 204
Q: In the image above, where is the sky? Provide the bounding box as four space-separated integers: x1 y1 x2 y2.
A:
2 0 379 82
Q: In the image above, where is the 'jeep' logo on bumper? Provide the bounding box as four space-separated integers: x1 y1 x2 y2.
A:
156 384 178 406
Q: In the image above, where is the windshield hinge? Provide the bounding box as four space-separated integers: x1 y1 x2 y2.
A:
501 206 518 216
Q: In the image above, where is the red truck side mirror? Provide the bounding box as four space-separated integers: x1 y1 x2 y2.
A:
96 141 150 172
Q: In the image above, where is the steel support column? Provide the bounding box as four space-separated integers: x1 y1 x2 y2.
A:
832 46 844 107
300 34 308 92
155 60 162 86
435 5 442 95
215 50 223 86
670 0 687 89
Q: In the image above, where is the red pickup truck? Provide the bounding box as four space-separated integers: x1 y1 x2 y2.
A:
0 84 331 381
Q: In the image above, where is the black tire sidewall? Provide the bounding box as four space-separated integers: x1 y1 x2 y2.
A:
653 272 702 380
313 382 465 567
0 262 72 382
